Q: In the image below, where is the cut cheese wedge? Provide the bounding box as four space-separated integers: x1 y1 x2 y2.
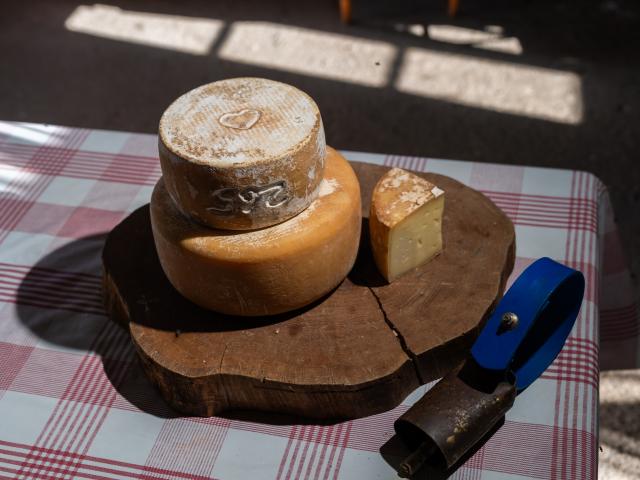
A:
150 147 361 316
369 168 444 282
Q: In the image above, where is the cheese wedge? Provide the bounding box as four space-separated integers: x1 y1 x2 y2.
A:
159 77 326 231
369 168 444 282
151 147 361 316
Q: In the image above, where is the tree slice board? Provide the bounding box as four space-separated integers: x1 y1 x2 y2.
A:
102 162 515 419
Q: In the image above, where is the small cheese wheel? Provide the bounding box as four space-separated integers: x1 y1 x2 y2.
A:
150 147 361 316
159 77 326 230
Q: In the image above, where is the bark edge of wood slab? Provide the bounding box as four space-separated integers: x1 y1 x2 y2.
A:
102 162 515 419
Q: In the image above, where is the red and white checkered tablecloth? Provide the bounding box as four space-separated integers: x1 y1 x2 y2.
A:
0 121 638 480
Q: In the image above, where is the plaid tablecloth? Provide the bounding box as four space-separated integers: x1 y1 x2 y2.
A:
0 121 638 480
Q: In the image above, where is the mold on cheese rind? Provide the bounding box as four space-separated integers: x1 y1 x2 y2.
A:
159 78 321 166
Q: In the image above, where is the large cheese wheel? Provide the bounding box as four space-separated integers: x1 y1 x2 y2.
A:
150 147 361 316
159 77 326 230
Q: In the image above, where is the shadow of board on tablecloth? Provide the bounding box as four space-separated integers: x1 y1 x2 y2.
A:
15 206 506 478
14 207 346 426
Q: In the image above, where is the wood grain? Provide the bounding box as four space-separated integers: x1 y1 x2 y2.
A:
102 162 515 419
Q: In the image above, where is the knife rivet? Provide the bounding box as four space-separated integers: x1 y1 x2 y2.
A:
501 312 519 330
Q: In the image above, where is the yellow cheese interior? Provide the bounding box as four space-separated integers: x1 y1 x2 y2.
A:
387 194 444 281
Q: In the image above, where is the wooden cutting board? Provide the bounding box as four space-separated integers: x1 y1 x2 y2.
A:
102 162 515 419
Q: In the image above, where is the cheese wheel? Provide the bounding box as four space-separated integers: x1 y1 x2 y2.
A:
369 168 445 282
150 147 361 316
159 77 326 230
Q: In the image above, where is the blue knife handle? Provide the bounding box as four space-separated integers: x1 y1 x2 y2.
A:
470 257 585 391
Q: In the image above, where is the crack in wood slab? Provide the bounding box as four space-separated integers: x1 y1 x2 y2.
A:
368 286 425 385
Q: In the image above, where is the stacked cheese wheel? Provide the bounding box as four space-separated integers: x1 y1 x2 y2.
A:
152 78 362 316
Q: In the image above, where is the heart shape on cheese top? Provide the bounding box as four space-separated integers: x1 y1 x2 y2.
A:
218 109 262 130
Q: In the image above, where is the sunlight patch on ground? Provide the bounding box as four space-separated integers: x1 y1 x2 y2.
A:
427 24 523 55
396 47 582 124
218 21 397 87
599 370 640 480
65 4 224 55
62 9 581 125
396 24 523 55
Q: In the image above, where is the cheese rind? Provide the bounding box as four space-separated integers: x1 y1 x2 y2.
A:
159 77 326 230
151 147 361 316
369 168 444 282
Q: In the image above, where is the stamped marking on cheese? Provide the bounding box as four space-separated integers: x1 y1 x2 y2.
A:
218 108 262 130
207 180 290 215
